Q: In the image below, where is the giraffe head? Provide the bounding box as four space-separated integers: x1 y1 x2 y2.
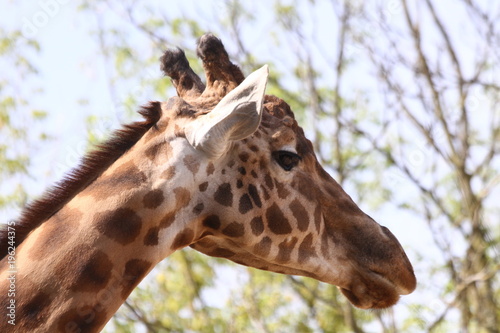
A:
154 34 416 309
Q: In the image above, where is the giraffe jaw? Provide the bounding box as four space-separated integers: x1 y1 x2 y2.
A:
192 238 413 309
214 236 415 309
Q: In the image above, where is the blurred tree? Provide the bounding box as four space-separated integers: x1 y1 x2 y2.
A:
0 27 48 215
348 1 500 331
2 0 499 332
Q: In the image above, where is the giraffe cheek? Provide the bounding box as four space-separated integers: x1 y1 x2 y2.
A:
292 173 319 203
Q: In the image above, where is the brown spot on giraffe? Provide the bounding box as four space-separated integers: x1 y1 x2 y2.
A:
95 208 143 245
69 249 113 292
214 183 233 207
143 189 165 209
260 185 271 200
145 141 172 162
144 226 159 246
159 211 176 229
222 222 245 238
199 181 209 192
183 154 200 174
254 236 272 257
19 291 52 330
58 305 108 333
239 194 253 214
171 229 195 249
248 184 262 208
321 228 330 257
161 165 176 180
289 199 309 231
266 203 292 235
276 237 298 263
298 233 316 264
121 259 153 299
275 180 290 199
249 145 259 152
85 161 147 200
193 202 204 215
239 152 250 162
250 216 264 236
203 215 221 230
264 173 274 190
314 204 322 232
259 158 267 170
206 162 215 175
173 187 191 209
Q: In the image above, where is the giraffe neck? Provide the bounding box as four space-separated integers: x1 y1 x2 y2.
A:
0 134 206 332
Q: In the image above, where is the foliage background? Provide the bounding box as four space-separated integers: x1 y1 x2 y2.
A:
1 0 499 332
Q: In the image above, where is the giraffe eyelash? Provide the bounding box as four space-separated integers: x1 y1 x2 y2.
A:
272 151 302 171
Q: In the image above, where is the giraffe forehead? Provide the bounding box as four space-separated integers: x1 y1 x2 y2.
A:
258 112 314 159
270 127 297 148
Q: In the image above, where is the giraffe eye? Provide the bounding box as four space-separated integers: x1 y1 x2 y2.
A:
273 151 301 171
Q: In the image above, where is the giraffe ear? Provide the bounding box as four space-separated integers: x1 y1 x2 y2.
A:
185 65 268 159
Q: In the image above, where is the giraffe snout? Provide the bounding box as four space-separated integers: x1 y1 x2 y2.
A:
327 215 417 308
377 226 417 295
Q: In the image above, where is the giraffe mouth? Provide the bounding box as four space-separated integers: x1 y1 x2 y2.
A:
337 269 407 309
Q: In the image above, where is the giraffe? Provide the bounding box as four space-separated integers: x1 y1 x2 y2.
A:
0 33 416 332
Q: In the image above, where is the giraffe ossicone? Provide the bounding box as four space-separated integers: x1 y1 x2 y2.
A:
0 33 416 332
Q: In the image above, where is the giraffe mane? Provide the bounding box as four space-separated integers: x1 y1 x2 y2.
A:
0 102 162 260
